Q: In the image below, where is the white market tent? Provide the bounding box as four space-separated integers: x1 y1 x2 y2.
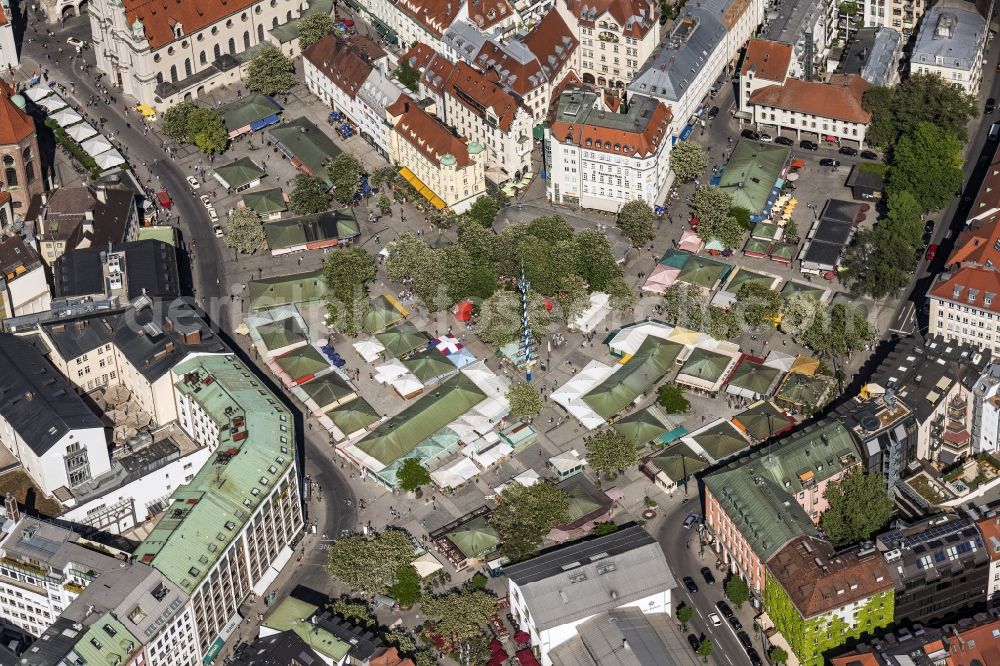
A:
51 108 83 127
80 135 113 157
463 440 513 469
374 359 424 398
607 322 674 357
494 469 541 495
94 149 126 170
570 292 612 334
353 339 385 363
411 552 444 578
24 86 52 102
67 122 99 142
551 359 617 430
37 95 68 113
430 457 480 489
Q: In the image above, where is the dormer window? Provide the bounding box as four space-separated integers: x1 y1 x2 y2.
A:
173 23 183 39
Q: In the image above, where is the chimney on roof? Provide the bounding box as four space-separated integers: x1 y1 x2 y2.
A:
764 54 768 62
4 493 19 523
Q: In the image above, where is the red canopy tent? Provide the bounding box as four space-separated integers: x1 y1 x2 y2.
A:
513 631 530 646
516 649 541 666
453 299 474 321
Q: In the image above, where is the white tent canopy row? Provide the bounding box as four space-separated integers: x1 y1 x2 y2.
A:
94 149 126 170
80 134 113 157
411 552 444 578
569 292 612 333
606 321 674 357
24 86 53 102
551 359 617 430
463 440 512 470
353 339 385 363
51 107 83 128
374 358 424 397
37 95 68 113
430 456 480 489
67 122 99 143
493 469 541 495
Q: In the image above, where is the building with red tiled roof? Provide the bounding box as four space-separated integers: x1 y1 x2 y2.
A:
739 38 793 111
749 74 873 147
976 513 1000 605
928 266 1000 353
0 93 42 212
832 615 1000 666
557 0 660 89
388 99 487 213
545 89 673 212
89 0 304 107
764 536 894 666
966 140 1000 227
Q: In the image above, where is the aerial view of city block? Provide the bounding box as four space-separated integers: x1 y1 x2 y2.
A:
0 0 998 663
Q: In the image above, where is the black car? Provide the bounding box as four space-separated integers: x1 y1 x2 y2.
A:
861 150 879 160
716 600 735 618
800 139 819 150
922 229 933 246
728 616 743 633
737 631 753 650
747 647 763 666
687 634 701 652
700 567 716 584
819 158 841 167
683 576 699 593
775 136 794 146
707 106 720 120
838 146 859 156
987 98 997 113
741 129 761 141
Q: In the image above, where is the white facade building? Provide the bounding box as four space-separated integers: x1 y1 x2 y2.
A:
545 89 673 212
861 0 927 35
749 74 872 147
505 526 675 666
909 0 989 96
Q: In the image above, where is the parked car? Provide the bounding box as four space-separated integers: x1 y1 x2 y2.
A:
687 634 701 652
759 133 773 143
860 150 879 160
716 600 735 618
67 37 86 49
737 631 753 650
186 176 201 190
819 158 841 167
707 106 720 120
775 136 794 146
200 195 212 208
708 613 722 627
747 647 763 666
682 576 699 594
213 225 224 238
926 243 938 261
728 615 743 632
741 129 761 141
988 98 997 114
700 567 715 584
839 146 859 156
208 207 219 223
800 140 819 151
683 513 700 529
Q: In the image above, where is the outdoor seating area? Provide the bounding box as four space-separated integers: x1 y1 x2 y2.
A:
29 87 127 174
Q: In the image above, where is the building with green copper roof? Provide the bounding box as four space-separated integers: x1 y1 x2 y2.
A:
214 157 266 191
248 268 327 310
242 187 288 220
703 420 861 594
582 337 683 420
269 118 341 184
219 94 282 135
264 209 360 254
136 225 177 246
717 140 790 214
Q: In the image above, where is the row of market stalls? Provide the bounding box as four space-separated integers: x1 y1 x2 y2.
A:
26 86 126 171
798 199 870 277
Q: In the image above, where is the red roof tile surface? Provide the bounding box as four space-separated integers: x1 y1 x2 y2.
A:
563 0 658 38
976 515 1000 562
749 74 872 124
421 54 456 94
474 41 544 96
303 35 376 100
445 61 525 132
549 94 672 158
930 266 1000 314
392 100 472 168
967 141 1000 225
400 42 437 72
741 38 793 82
467 0 514 30
521 11 578 76
396 0 461 37
947 221 1000 269
0 94 35 145
123 0 255 50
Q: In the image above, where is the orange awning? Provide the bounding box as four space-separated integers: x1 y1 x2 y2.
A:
399 167 447 210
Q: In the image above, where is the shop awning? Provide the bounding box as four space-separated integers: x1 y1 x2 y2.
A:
250 113 280 131
734 110 752 120
136 103 157 118
399 166 446 210
824 135 838 142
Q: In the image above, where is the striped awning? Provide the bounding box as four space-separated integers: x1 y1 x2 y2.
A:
399 166 446 210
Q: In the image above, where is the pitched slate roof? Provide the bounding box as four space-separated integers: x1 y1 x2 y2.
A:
505 526 676 631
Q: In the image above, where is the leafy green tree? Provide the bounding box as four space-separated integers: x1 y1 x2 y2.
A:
888 122 964 212
691 186 734 227
783 219 798 242
698 213 745 248
370 165 400 191
323 247 376 335
676 603 694 631
469 572 489 591
769 646 789 665
327 598 376 627
617 200 656 247
457 217 496 265
661 283 706 330
658 384 690 414
396 457 432 492
422 589 496 643
669 139 708 181
327 153 365 205
396 60 420 92
585 430 640 478
843 227 911 299
465 195 499 227
388 564 422 607
827 302 876 356
412 653 437 666
384 628 418 653
731 206 752 229
458 634 492 666
223 207 266 254
593 521 619 536
475 289 553 347
697 637 714 663
326 530 415 594
606 277 635 311
245 45 297 95
822 471 894 547
572 229 623 292
779 293 828 351
725 576 750 609
555 274 589 322
526 215 574 243
490 481 569 561
289 173 330 216
735 282 782 328
297 13 334 50
161 101 197 141
507 383 543 420
376 193 392 212
707 306 740 340
186 107 228 154
863 73 977 148
385 232 433 283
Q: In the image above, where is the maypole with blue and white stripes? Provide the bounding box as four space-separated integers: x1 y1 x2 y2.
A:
518 262 536 381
